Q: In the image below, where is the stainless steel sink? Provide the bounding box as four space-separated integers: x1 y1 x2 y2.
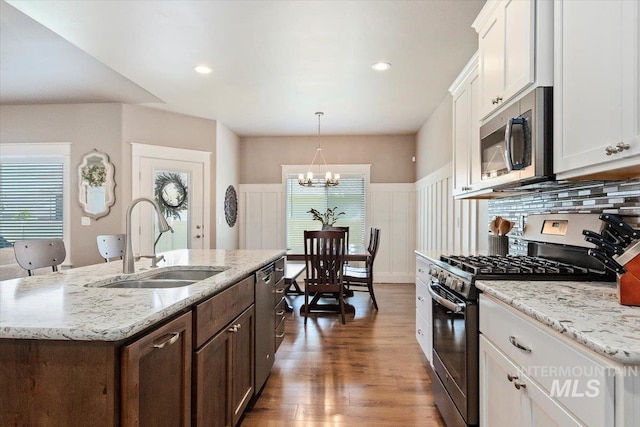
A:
86 266 230 289
147 268 227 281
99 279 196 289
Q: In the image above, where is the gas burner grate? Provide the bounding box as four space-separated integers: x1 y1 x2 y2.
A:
439 255 589 276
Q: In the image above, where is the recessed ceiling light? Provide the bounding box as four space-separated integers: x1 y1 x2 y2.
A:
194 65 212 74
372 62 391 71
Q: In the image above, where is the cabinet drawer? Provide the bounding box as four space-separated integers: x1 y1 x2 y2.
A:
416 256 431 284
480 295 614 427
416 277 431 321
274 257 285 283
194 275 254 349
275 317 285 352
274 278 286 306
275 298 287 324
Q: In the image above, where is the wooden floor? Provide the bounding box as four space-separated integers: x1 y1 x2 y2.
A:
240 283 446 427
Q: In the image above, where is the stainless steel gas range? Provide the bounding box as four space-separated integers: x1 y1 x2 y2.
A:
422 213 616 427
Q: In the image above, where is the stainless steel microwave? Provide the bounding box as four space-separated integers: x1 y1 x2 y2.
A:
479 87 553 189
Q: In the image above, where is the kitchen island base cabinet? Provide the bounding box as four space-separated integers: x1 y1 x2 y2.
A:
0 339 119 427
121 311 192 427
194 305 254 427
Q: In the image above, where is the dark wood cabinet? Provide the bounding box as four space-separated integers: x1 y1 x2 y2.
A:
121 311 192 427
193 276 255 427
194 306 254 427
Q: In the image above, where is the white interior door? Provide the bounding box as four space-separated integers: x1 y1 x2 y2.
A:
132 144 210 255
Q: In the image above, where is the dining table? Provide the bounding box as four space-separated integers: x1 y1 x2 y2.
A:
286 244 368 317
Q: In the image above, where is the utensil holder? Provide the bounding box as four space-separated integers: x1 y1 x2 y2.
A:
488 235 509 256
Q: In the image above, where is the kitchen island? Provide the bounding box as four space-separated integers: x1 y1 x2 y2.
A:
476 279 640 427
0 248 286 427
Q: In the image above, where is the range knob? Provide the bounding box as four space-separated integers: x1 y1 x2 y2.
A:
458 282 466 293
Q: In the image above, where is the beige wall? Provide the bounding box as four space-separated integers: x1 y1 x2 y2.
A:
239 135 416 184
0 104 124 268
215 122 240 249
415 95 453 180
0 103 219 267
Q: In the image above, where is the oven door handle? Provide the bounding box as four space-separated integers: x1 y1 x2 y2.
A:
428 284 464 313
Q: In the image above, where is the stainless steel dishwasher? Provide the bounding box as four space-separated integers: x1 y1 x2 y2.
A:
255 263 275 392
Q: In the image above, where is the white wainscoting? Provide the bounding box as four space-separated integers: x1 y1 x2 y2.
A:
238 182 416 283
415 162 487 254
238 184 285 250
368 183 416 283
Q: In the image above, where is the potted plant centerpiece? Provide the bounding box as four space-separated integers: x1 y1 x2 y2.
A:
308 206 345 229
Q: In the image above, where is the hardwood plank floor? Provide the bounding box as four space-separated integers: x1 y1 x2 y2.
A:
241 283 446 427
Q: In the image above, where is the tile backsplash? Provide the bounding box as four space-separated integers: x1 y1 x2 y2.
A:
488 179 640 254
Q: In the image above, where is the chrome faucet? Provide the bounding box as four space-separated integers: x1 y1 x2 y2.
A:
123 197 173 274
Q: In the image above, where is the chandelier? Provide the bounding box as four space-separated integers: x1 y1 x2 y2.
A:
298 112 340 187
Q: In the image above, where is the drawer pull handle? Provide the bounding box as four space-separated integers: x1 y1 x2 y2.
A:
509 336 531 353
275 267 284 272
507 373 518 382
417 296 424 302
276 332 286 338
275 288 285 294
153 332 180 349
276 310 286 316
514 380 527 390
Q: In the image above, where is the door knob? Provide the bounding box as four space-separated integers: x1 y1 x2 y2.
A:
196 225 201 229
195 234 202 239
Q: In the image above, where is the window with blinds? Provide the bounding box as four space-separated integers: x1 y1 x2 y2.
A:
0 162 64 248
286 176 365 249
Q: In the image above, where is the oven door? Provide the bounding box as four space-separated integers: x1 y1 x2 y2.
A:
429 282 478 425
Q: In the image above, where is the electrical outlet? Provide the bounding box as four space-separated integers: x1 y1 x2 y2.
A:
81 216 91 226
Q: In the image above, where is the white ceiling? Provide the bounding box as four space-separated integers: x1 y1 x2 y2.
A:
1 0 484 137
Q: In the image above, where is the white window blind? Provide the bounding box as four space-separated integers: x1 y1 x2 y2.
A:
0 162 64 248
286 176 365 249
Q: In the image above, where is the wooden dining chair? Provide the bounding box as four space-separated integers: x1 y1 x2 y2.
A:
13 239 66 276
344 228 381 310
323 225 349 249
97 234 125 262
302 230 348 324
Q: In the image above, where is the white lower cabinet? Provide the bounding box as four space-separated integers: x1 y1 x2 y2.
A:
478 294 640 427
416 256 432 365
480 335 583 427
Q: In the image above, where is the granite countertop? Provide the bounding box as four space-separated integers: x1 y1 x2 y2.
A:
476 280 640 364
0 249 286 342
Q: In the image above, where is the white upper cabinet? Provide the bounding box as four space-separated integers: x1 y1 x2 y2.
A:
554 0 640 179
450 53 481 197
473 0 553 120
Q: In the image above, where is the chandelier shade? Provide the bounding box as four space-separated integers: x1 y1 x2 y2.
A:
298 112 340 187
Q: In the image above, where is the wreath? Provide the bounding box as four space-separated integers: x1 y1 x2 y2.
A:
154 172 188 220
82 165 107 187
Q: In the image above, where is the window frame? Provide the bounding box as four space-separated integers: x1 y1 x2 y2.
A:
0 143 72 264
281 164 370 249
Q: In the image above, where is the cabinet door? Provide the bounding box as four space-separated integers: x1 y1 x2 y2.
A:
503 0 534 101
555 0 640 177
194 325 233 427
121 312 192 427
479 10 504 117
479 336 528 427
231 306 255 426
453 84 472 193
